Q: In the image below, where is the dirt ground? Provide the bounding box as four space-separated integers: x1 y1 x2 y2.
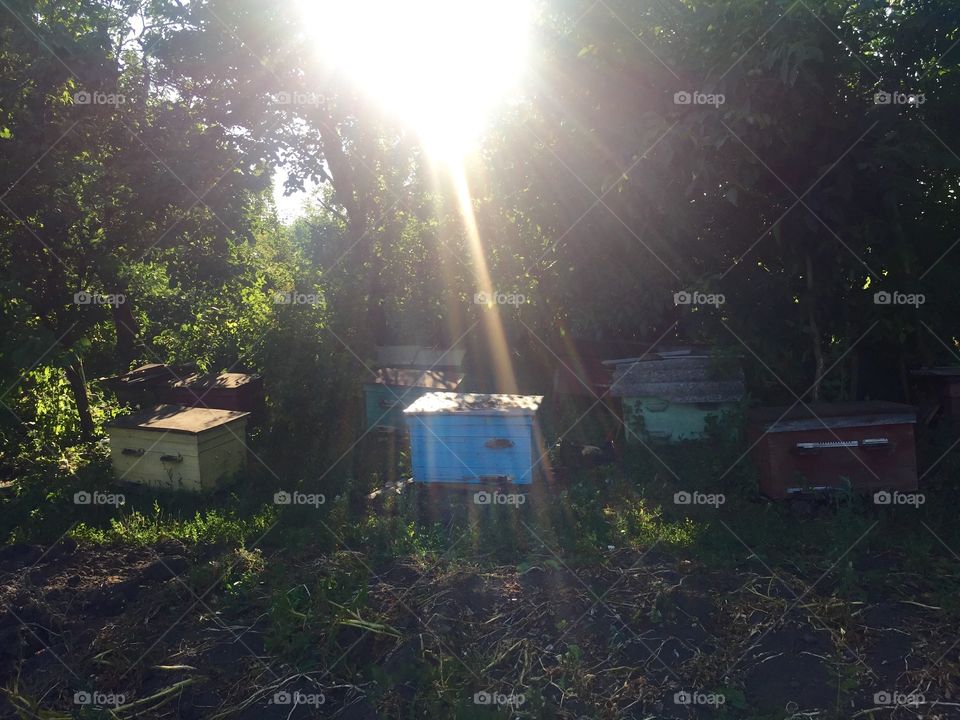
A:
1 537 958 719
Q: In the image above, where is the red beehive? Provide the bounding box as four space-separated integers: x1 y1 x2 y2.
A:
161 372 265 415
747 402 918 499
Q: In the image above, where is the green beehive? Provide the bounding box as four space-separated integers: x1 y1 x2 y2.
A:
364 368 465 432
607 350 743 442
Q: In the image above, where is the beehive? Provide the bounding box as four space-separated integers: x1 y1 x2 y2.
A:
747 402 918 499
161 372 265 415
106 405 249 492
607 350 744 442
363 368 464 432
102 363 194 407
403 392 543 484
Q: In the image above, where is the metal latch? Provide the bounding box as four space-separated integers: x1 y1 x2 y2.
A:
794 438 891 454
794 440 859 454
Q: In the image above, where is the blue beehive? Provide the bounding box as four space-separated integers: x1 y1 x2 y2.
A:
403 392 543 484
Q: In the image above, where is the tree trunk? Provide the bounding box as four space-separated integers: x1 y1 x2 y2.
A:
113 290 138 369
65 361 95 441
806 253 825 402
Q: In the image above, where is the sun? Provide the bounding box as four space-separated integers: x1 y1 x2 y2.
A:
296 0 534 160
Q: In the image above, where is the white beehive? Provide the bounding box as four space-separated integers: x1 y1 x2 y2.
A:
106 405 249 492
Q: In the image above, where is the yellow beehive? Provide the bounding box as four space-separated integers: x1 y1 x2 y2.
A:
106 405 249 492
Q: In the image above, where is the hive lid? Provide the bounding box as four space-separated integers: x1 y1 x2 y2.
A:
368 368 464 390
107 405 250 434
171 372 261 390
103 363 193 387
748 402 916 432
403 392 543 416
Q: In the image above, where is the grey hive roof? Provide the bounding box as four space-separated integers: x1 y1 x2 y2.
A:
609 356 744 402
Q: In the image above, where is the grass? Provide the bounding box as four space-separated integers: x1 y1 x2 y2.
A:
4 406 960 718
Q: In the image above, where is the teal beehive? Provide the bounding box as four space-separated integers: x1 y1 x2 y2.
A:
363 369 464 432
403 392 543 484
607 349 743 442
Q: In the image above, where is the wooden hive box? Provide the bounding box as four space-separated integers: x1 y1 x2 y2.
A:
403 392 543 484
364 368 464 432
607 349 744 442
106 405 250 492
161 372 265 415
102 363 194 407
747 402 918 499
